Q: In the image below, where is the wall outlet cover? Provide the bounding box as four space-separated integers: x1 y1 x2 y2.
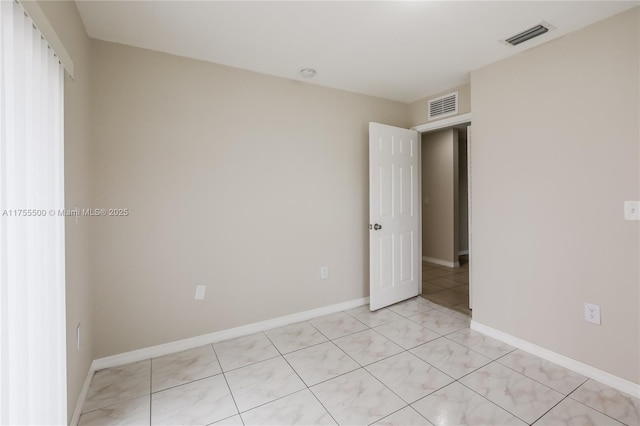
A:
624 201 640 221
194 285 206 300
320 266 329 279
584 303 601 325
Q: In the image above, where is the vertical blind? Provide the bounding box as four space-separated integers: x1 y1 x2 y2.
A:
0 0 67 424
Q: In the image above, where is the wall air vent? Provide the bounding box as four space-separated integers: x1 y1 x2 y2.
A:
505 24 550 46
428 91 458 121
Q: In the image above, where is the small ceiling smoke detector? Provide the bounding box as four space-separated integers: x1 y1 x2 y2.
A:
300 68 316 78
502 21 555 46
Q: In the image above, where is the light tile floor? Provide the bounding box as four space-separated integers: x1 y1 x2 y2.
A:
79 297 639 426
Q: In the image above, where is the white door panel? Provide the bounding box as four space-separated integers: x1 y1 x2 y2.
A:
369 123 421 311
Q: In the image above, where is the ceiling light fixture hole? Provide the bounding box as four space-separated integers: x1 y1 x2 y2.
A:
300 68 316 78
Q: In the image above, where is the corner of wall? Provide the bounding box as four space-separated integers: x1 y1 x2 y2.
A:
35 1 96 422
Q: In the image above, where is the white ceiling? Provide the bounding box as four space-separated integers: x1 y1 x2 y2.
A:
75 1 638 103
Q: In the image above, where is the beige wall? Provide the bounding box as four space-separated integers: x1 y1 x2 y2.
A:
421 129 459 264
471 7 639 384
34 1 94 421
409 83 470 128
90 40 409 357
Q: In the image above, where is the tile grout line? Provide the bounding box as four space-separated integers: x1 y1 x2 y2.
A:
491 350 590 397
529 393 572 425
384 313 528 424
261 329 342 425
287 309 438 423
419 265 534 424
442 333 517 362
366 405 429 426
263 321 328 354
294 319 377 392
448 345 594 425
322 328 412 425
211 343 244 424
148 372 226 395
562 381 630 426
305 386 341 426
454 376 532 425
262 331 307 386
221 330 297 365
327 310 466 424
363 346 456 405
78 363 153 418
402 332 534 423
307 312 369 341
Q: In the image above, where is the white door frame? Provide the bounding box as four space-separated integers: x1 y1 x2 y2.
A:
412 112 472 134
369 123 422 310
411 112 472 307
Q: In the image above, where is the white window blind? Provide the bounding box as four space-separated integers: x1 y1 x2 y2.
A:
0 0 67 424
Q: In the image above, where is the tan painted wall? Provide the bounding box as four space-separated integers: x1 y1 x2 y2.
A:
34 1 94 421
421 129 459 264
471 7 639 383
409 83 470 128
90 40 409 357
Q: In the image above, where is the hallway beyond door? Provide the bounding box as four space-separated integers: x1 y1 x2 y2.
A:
421 255 470 316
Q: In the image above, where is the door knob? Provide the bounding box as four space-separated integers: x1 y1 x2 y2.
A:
373 224 382 230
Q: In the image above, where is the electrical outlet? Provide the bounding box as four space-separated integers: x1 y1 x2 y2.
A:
320 266 329 279
624 201 640 221
194 285 206 300
584 303 601 325
76 323 81 351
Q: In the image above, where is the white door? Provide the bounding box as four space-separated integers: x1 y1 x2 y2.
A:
369 123 421 311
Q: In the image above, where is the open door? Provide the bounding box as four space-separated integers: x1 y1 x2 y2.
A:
369 123 421 310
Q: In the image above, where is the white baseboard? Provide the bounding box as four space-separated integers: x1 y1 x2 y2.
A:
458 250 469 256
422 256 460 268
471 320 640 399
70 358 97 426
93 296 369 370
71 296 370 423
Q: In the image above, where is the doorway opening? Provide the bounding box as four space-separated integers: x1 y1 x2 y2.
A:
367 114 472 313
418 123 471 316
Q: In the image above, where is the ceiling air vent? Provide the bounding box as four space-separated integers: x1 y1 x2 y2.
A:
505 23 550 46
428 91 458 121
